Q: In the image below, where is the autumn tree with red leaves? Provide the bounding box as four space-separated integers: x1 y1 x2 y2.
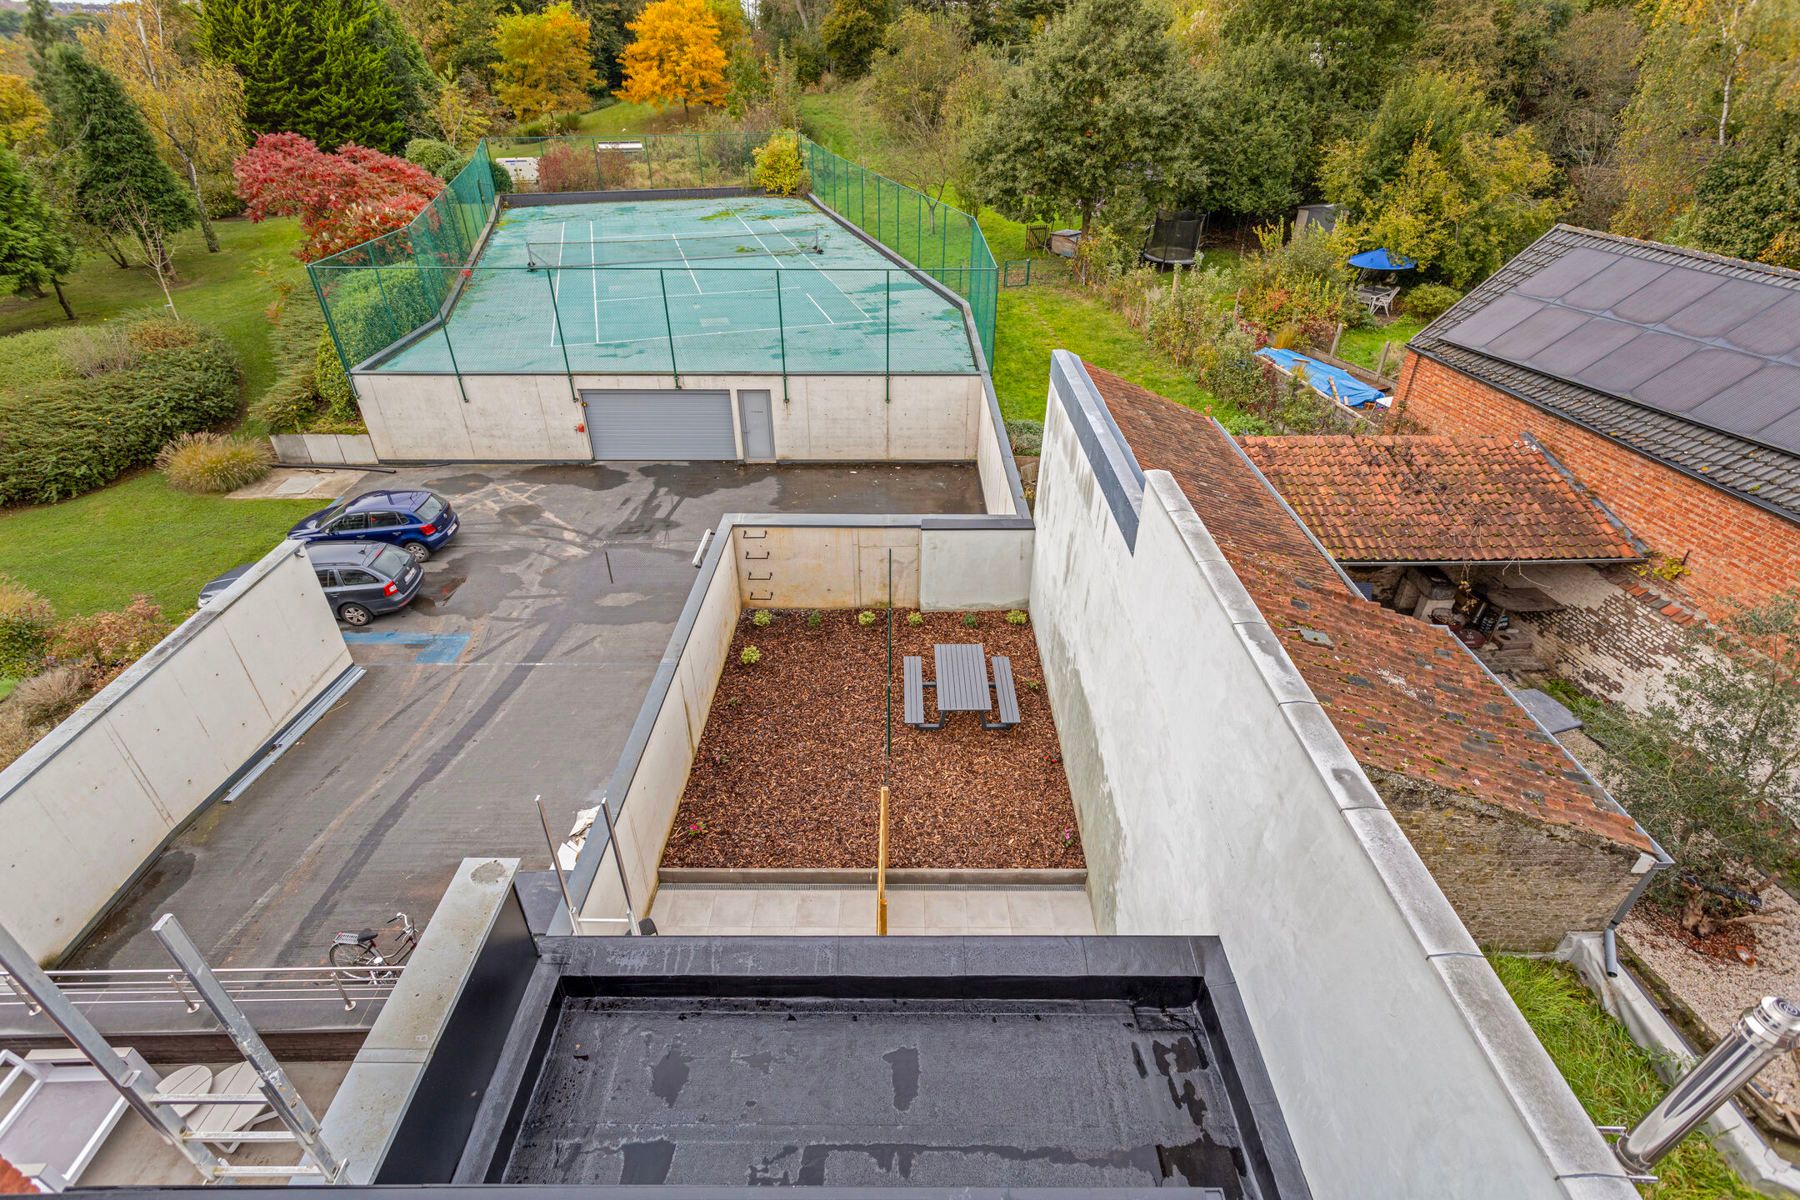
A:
234 132 443 260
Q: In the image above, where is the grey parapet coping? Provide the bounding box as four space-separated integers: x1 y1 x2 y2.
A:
1049 350 1145 548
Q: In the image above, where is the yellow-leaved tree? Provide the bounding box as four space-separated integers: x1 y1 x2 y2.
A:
493 2 598 123
617 0 729 112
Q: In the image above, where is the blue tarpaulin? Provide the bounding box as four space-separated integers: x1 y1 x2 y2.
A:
1255 348 1390 408
1346 248 1416 271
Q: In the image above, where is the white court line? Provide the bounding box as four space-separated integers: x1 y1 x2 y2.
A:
674 237 700 293
546 220 567 348
807 294 835 325
732 210 871 321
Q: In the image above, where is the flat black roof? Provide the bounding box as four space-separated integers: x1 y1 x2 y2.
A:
411 935 1311 1199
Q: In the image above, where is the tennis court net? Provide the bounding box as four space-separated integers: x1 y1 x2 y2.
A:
525 225 826 269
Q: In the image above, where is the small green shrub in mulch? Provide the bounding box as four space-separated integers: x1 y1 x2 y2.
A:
752 609 772 627
1005 609 1029 625
157 433 275 494
960 612 979 628
739 644 762 666
906 612 924 626
857 609 878 627
806 610 822 629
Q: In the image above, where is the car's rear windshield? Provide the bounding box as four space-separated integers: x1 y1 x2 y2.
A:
373 546 412 577
417 495 446 522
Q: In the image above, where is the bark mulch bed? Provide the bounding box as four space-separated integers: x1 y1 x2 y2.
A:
662 610 1083 870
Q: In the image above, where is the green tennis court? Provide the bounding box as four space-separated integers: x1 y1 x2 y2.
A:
374 197 977 375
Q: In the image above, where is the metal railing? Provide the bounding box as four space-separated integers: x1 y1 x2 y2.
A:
0 964 400 1015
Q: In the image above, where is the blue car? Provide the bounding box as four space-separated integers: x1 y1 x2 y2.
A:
289 489 459 563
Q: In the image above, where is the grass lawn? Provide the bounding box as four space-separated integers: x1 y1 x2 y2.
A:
0 218 303 409
0 472 323 619
1335 315 1424 374
572 100 707 135
1493 955 1759 1199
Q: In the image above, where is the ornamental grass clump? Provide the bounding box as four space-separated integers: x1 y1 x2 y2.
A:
1005 609 1028 625
0 577 52 677
156 433 275 494
752 608 772 627
857 610 878 627
739 644 762 666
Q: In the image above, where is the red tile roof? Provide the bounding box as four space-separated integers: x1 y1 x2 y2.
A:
1239 435 1642 564
1085 366 1650 852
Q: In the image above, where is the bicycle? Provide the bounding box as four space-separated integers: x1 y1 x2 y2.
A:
328 912 420 981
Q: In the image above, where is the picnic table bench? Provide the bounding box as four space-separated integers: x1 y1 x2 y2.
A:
902 643 1020 731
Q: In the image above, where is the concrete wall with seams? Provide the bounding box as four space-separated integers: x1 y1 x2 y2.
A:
0 541 353 963
1028 349 1637 1199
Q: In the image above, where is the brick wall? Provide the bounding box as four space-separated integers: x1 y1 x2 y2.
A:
1371 768 1644 951
0 1157 37 1195
1394 352 1800 621
1520 567 1695 711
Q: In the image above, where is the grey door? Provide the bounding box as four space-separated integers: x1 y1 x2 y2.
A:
584 389 736 460
740 389 774 460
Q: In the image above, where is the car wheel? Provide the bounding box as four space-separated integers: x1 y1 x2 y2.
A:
339 603 374 627
403 541 430 563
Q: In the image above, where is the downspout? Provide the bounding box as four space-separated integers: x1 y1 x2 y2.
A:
1605 839 1675 977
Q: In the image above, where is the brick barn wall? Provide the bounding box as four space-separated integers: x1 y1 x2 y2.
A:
1371 767 1643 951
1394 352 1800 621
1518 567 1695 711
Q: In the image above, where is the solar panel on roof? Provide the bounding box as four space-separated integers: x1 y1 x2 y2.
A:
1438 237 1800 457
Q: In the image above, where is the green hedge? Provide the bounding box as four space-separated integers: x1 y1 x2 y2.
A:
0 320 242 506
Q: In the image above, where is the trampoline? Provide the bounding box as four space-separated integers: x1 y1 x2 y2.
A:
365 196 978 376
1141 210 1206 269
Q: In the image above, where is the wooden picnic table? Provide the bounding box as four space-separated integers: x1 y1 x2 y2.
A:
933 643 991 713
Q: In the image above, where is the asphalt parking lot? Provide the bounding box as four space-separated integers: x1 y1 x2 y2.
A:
66 462 983 969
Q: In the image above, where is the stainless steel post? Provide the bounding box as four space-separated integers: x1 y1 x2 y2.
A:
1616 995 1800 1173
597 795 639 935
152 915 344 1181
537 794 582 933
0 921 227 1180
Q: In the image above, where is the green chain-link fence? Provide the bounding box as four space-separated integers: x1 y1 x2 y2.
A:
800 138 997 364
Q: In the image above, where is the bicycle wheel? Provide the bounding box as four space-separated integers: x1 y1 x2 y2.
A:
329 942 379 971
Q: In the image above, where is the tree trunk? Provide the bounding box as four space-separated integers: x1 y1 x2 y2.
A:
51 278 74 321
99 232 130 268
185 157 220 253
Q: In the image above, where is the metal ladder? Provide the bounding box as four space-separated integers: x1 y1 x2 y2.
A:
0 915 344 1184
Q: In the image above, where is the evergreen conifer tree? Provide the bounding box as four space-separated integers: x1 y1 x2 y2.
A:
42 46 196 271
202 0 423 151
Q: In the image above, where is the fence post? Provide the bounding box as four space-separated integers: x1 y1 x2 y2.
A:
695 133 704 185
309 267 358 383
440 270 470 405
774 268 789 405
884 271 891 405
658 270 679 387
546 266 579 408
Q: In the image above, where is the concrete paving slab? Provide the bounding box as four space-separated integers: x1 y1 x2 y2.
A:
65 462 981 971
228 468 371 501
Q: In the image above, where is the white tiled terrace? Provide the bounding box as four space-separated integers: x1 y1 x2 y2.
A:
649 885 1096 936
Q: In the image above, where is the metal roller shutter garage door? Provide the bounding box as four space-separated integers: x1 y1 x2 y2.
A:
584 389 737 460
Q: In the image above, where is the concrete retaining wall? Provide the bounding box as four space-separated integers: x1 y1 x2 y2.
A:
269 433 379 466
350 371 987 466
579 535 741 930
1027 350 1637 1199
0 541 353 963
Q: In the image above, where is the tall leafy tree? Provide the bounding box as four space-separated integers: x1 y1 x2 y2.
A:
235 131 442 259
1188 34 1322 218
23 0 54 70
494 1 599 120
80 0 245 253
616 0 728 111
1322 71 1563 286
0 145 76 319
869 12 1000 219
1614 0 1799 240
0 75 49 149
1223 0 1428 120
969 0 1202 233
390 0 500 80
41 45 196 274
820 0 891 78
1519 7 1643 228
1678 115 1800 267
201 0 424 151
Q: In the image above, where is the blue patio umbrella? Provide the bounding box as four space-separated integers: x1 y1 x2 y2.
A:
1347 248 1417 271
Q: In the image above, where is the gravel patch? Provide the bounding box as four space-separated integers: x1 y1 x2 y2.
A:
1624 887 1800 1114
663 610 1083 871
